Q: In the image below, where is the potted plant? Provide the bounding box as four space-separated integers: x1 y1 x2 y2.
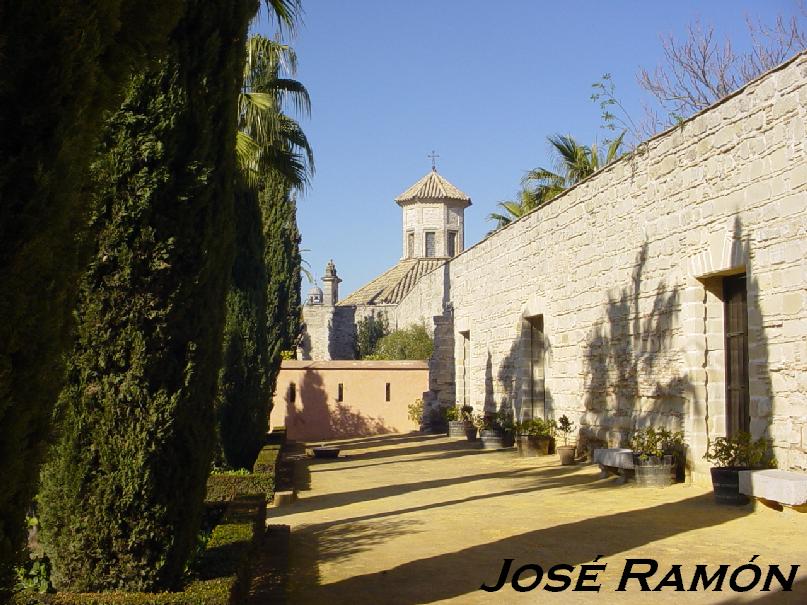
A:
476 410 514 449
515 418 554 457
407 398 424 430
704 432 773 505
447 404 475 439
555 415 577 465
630 427 686 487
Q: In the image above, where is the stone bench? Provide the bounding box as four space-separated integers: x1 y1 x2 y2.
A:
739 469 807 510
593 448 634 483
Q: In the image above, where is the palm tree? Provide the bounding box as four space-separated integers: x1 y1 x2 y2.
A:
487 187 542 231
488 131 624 231
237 34 314 189
523 131 624 201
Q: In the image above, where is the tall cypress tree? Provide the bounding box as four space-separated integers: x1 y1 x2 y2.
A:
264 182 303 400
215 186 272 470
215 33 310 469
0 1 183 595
37 0 259 591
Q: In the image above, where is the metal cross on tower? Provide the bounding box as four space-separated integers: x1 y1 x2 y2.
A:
428 150 440 171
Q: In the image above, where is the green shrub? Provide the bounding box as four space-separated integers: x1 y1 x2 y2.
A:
373 324 433 360
12 496 266 605
354 314 389 359
36 0 259 592
0 2 183 597
704 432 774 468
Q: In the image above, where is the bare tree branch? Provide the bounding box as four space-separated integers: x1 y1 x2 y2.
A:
638 6 806 133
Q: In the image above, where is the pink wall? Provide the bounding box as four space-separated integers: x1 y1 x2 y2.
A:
272 360 429 442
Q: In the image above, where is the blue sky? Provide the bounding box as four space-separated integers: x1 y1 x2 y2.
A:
254 1 805 298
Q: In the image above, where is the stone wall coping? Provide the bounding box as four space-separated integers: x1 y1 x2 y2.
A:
281 360 430 370
738 469 807 506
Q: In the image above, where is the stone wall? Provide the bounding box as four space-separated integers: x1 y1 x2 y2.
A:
299 305 357 360
393 53 807 482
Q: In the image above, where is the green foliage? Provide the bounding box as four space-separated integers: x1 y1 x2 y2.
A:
354 314 389 359
459 405 474 422
555 415 576 445
373 324 433 360
216 29 311 472
444 407 459 422
263 183 304 404
36 0 259 592
514 418 555 437
16 556 53 594
407 399 424 424
704 433 774 468
630 427 685 461
12 495 266 605
0 2 186 596
215 188 271 471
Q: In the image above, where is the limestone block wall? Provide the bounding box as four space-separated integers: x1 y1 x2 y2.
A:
300 305 357 360
394 53 807 482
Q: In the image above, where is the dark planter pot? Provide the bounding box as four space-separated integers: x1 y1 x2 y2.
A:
465 426 479 441
710 466 751 505
634 454 675 488
480 429 510 450
517 435 551 457
448 420 473 439
557 445 576 465
312 446 340 459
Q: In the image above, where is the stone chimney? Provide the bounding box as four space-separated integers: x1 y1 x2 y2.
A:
321 259 341 306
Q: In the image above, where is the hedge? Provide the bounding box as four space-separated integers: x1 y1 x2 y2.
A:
206 444 281 503
12 495 266 605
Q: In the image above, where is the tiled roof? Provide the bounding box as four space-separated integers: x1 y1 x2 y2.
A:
395 169 471 203
338 258 447 306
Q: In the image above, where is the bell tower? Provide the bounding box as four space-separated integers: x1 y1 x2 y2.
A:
394 164 471 260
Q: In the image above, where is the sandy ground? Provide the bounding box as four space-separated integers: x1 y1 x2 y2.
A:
266 433 806 605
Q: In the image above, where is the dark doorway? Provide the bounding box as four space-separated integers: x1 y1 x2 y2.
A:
527 315 546 420
723 274 749 436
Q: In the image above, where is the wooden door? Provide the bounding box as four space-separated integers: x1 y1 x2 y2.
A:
724 275 749 436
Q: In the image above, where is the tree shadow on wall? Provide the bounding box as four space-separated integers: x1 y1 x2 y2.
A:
582 241 689 447
284 369 394 441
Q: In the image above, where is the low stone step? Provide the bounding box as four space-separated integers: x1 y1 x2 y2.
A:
272 490 296 507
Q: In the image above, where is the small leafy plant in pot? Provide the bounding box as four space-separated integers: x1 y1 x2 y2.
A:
704 432 773 505
476 410 514 449
514 418 555 457
630 428 686 487
555 415 577 465
447 404 475 439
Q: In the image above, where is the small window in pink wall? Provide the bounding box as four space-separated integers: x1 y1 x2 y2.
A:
337 383 344 402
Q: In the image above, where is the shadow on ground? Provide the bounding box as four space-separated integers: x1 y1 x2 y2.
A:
288 494 762 604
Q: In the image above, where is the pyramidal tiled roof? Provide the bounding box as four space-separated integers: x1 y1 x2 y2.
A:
338 258 446 306
395 169 471 203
